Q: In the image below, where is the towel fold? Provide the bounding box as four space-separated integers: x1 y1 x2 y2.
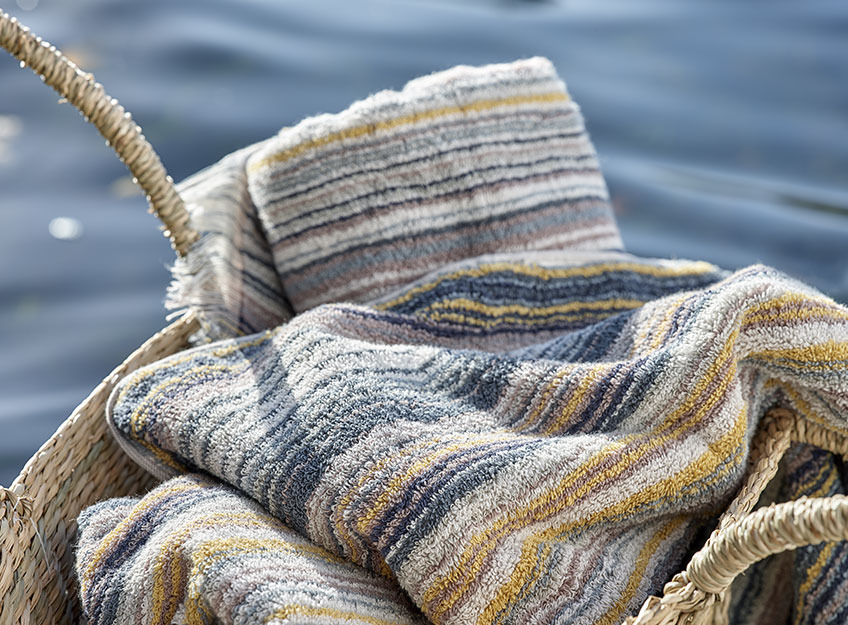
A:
105 252 848 625
168 140 293 340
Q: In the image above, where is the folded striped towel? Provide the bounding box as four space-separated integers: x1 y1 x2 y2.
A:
76 474 426 625
168 57 622 340
103 251 848 625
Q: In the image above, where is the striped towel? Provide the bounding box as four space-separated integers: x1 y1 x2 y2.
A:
80 57 848 624
167 57 622 340
99 252 848 625
76 474 427 625
168 141 293 340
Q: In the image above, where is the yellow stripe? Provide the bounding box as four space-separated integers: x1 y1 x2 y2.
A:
186 593 214 625
265 605 409 625
126 327 281 445
632 282 840 356
115 328 279 410
130 362 252 444
794 542 836 625
750 340 848 360
193 536 345 567
248 91 570 173
742 305 848 327
571 406 747 537
377 261 716 310
789 452 840 625
750 358 848 373
541 365 604 434
333 452 397 570
420 296 645 327
649 295 689 350
625 295 687 358
741 291 847 322
421 297 646 318
815 464 839 498
332 436 483 578
595 518 687 625
425 310 633 329
789 453 838 500
117 328 280 472
767 381 848 436
628 295 687 358
748 341 848 372
154 510 288 623
186 537 350 624
518 365 573 432
355 432 517 537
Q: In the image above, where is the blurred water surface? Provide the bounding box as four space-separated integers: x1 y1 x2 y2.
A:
1 0 847 484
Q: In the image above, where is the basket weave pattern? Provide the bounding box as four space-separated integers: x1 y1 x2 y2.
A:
0 316 197 625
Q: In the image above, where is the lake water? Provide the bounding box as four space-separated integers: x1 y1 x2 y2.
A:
1 0 847 485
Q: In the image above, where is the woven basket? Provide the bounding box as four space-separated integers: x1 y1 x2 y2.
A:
1 11 846 625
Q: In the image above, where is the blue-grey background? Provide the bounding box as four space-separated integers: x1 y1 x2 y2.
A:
1 0 847 485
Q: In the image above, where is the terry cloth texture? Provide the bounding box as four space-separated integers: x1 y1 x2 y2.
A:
105 252 848 625
76 474 427 625
167 57 622 340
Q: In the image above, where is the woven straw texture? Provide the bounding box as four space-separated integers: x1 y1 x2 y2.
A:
0 315 196 625
1 9 846 625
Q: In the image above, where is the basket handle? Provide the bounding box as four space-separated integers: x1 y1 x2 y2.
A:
688 409 848 595
687 494 848 595
627 496 848 625
627 410 848 625
0 9 198 256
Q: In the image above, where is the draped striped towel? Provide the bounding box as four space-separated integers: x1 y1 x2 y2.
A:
167 57 622 340
98 252 848 625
